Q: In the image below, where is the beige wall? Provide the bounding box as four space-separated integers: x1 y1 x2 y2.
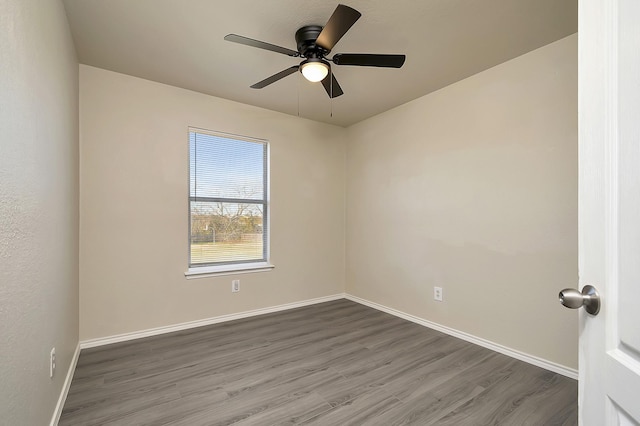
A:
346 35 578 369
79 66 346 340
0 0 79 424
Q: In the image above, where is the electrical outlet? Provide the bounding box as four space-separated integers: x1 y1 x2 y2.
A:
231 279 240 293
434 287 443 302
50 348 56 378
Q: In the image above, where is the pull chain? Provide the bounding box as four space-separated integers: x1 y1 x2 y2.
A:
297 71 300 117
330 66 333 118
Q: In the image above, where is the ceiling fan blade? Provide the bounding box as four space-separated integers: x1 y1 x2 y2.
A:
321 71 344 98
224 34 299 57
333 54 406 68
250 66 299 89
315 4 361 52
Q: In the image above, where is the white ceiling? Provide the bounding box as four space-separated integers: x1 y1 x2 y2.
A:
62 0 577 127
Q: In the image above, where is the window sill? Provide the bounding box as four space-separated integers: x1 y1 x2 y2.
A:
184 262 275 279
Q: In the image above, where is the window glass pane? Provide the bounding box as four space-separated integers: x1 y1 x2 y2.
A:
190 201 264 265
189 132 264 200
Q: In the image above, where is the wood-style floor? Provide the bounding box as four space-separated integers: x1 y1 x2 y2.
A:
60 299 577 425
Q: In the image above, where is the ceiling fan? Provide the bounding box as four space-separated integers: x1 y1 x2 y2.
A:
224 4 406 98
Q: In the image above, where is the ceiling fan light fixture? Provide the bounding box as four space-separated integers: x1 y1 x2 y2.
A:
300 58 329 82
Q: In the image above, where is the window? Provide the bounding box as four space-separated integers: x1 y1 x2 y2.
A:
186 128 272 277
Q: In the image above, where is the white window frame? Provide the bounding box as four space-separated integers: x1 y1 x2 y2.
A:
185 127 274 279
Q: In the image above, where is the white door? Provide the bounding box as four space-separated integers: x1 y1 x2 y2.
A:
578 0 640 424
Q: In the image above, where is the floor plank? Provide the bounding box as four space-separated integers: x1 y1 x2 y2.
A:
60 299 577 425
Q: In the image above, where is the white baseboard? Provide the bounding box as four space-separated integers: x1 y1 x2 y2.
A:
80 293 346 349
50 343 81 426
345 294 578 380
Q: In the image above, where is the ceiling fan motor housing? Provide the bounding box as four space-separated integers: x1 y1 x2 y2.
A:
295 25 328 57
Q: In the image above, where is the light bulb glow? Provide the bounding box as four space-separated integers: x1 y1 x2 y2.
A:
300 60 329 82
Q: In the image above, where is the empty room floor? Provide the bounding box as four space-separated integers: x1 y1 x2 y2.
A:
60 299 577 425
